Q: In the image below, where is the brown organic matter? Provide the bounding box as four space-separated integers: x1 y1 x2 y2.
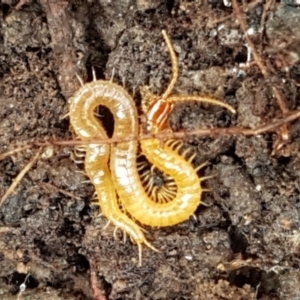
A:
1 1 300 299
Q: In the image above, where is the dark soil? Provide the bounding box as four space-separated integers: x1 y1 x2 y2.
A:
1 0 300 299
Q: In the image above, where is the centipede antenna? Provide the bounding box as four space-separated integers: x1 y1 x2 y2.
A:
92 66 97 82
75 73 84 86
167 95 236 114
201 188 210 193
161 30 178 100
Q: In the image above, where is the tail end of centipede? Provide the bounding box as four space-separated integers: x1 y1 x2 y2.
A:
137 240 159 267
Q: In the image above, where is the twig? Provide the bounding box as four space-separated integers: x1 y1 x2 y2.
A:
0 145 32 161
40 182 82 201
232 0 289 148
29 109 300 147
232 0 288 112
0 148 42 208
89 259 108 300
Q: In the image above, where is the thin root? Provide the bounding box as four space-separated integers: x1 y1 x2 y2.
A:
0 148 42 208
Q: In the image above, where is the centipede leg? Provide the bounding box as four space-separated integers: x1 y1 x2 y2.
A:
74 170 87 175
73 159 85 164
110 67 115 83
195 161 209 172
137 240 159 267
113 226 119 239
103 220 111 230
80 180 92 186
144 240 159 252
75 73 84 86
92 67 97 82
199 175 215 182
138 244 142 267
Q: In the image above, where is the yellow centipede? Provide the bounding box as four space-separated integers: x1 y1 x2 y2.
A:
68 30 236 265
110 31 235 227
68 80 158 265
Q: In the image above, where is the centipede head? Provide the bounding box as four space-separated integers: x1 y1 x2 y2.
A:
140 85 175 133
146 98 174 133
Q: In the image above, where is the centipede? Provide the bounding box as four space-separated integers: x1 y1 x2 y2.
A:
68 30 236 266
68 79 158 266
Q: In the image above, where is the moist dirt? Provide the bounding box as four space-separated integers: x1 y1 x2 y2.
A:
0 0 300 299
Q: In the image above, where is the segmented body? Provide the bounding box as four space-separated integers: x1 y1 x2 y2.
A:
68 78 204 257
111 137 202 227
69 81 203 228
68 30 236 265
137 157 177 204
68 80 156 264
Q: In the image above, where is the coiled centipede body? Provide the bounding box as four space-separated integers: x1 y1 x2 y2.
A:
68 80 158 265
68 30 236 265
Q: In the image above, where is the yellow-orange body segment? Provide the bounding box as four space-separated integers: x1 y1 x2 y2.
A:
68 81 156 264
